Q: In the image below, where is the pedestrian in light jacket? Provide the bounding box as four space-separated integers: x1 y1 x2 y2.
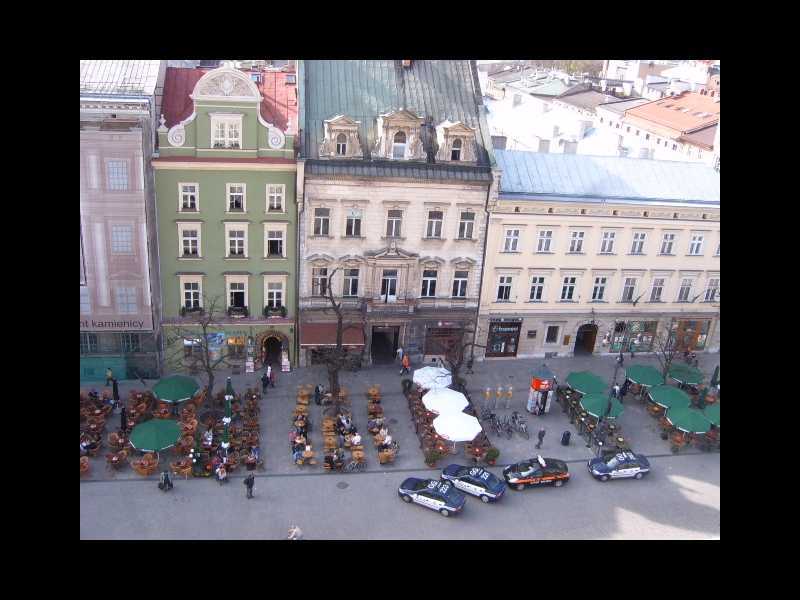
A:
244 473 255 499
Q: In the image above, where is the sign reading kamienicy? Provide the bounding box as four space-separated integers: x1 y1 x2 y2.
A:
80 318 151 331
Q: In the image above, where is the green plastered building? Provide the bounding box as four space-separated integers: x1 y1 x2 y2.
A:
154 62 299 372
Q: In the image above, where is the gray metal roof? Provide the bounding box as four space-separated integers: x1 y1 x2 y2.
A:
495 150 720 204
302 60 490 166
306 160 492 183
80 60 161 97
597 97 652 115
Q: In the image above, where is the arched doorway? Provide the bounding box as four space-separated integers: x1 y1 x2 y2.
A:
263 337 283 367
574 324 598 355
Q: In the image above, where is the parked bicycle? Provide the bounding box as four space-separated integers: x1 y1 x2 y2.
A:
485 413 503 438
500 415 514 440
510 411 530 440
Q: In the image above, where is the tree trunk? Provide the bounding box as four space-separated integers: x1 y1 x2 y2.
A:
328 365 340 400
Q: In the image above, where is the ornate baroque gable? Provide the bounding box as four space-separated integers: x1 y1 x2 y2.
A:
319 115 363 159
191 67 262 102
374 109 425 160
435 120 477 163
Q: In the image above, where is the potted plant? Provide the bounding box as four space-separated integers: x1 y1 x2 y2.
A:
484 447 500 466
279 305 287 318
424 450 441 468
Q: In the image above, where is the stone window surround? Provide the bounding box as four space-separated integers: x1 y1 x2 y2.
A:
224 222 248 259
177 221 203 259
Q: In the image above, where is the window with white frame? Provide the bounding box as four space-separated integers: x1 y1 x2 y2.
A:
180 183 198 211
392 131 407 159
650 278 665 302
115 287 137 314
715 242 720 256
120 333 141 353
660 233 676 255
421 270 438 297
545 325 559 344
621 278 637 302
529 276 545 301
452 271 468 298
267 230 284 257
704 278 719 302
267 184 285 212
592 277 607 301
80 287 91 314
569 230 585 253
312 268 328 297
314 208 330 236
227 226 247 257
537 230 553 252
677 278 692 302
345 209 362 237
227 278 248 308
106 160 128 191
451 138 462 161
80 332 99 355
600 231 616 254
336 133 347 156
227 184 246 212
458 211 475 239
630 232 646 254
386 210 402 237
211 114 242 149
343 269 360 297
497 276 513 301
503 229 520 252
179 225 201 257
561 277 576 300
426 211 443 238
111 225 133 254
182 279 202 309
689 233 704 255
266 281 283 308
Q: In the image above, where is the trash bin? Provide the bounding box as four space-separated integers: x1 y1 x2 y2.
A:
561 431 571 446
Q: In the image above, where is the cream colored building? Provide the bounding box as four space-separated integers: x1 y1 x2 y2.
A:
476 150 720 360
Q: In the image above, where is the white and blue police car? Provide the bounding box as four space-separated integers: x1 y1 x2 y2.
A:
440 465 506 503
588 451 651 481
398 477 467 517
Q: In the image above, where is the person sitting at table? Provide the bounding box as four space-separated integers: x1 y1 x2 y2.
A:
88 388 100 403
251 445 261 462
212 454 222 471
216 464 228 484
351 432 362 447
378 434 393 452
203 428 214 446
292 446 303 463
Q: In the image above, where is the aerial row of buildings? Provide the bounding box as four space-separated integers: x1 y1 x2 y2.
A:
80 60 720 382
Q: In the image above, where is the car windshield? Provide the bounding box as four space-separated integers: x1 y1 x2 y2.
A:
412 479 434 491
606 457 622 468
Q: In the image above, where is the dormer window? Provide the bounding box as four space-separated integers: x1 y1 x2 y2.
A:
336 133 347 156
451 138 462 161
392 131 407 159
210 114 242 149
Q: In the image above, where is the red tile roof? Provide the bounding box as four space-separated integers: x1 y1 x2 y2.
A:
161 67 298 134
623 92 719 136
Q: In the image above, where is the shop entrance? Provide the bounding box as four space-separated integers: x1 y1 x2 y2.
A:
262 336 283 367
371 326 398 364
574 324 598 355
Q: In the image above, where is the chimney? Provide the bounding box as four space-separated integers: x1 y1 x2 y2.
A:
402 60 412 68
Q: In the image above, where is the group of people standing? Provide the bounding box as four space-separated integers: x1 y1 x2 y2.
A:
260 364 277 394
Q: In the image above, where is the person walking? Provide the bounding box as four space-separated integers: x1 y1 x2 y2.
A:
120 406 128 433
616 352 624 368
400 354 410 376
244 473 255 499
261 371 269 395
105 367 114 386
158 470 173 492
396 346 404 363
535 427 546 449
112 378 120 411
269 364 276 388
314 384 323 406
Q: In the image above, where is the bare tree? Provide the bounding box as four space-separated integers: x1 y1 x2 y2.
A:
163 295 234 403
652 323 681 379
440 321 485 394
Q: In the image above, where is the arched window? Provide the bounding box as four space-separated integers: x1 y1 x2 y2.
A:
451 138 462 161
392 131 407 159
336 133 347 155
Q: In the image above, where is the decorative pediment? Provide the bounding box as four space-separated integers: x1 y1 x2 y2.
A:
191 67 262 102
450 256 477 266
374 108 425 160
419 256 446 267
367 242 418 259
319 114 363 159
305 253 335 266
436 120 477 163
338 254 366 264
380 108 425 127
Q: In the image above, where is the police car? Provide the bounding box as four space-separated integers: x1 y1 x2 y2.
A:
503 455 570 491
440 465 506 503
398 477 467 517
588 451 651 481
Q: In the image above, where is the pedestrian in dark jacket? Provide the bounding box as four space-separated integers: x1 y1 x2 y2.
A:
244 473 255 499
261 372 269 394
112 379 120 410
314 384 323 406
106 368 114 386
536 427 546 449
120 406 128 433
269 365 276 388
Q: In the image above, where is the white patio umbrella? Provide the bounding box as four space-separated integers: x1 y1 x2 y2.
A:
412 366 452 390
422 387 469 415
433 412 483 445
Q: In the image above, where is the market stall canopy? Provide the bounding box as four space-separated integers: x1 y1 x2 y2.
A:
579 393 624 419
531 364 556 381
422 387 469 414
129 419 181 452
565 371 606 395
625 365 664 387
666 406 712 434
413 366 452 390
668 364 704 385
299 322 365 347
432 412 482 442
647 385 691 410
703 404 720 428
153 375 199 403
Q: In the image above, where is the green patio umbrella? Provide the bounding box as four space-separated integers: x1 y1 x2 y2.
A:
579 393 624 419
647 385 692 410
665 406 712 434
703 404 720 428
129 419 181 452
565 371 607 395
153 374 199 404
625 365 664 387
668 364 704 385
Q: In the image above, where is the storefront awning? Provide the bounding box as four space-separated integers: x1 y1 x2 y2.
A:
300 322 365 347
